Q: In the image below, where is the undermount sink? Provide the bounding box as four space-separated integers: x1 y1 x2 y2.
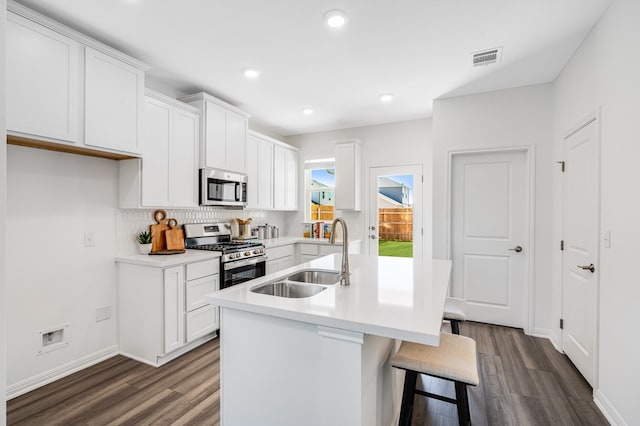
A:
251 281 327 298
287 270 341 285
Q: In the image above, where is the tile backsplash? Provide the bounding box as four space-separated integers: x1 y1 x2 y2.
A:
116 208 283 256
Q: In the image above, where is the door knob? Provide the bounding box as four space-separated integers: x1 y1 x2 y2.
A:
509 246 523 253
370 235 377 240
370 226 376 231
578 264 595 273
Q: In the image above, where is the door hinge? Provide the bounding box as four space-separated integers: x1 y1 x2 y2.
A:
560 319 564 330
560 240 564 251
557 161 565 172
421 175 424 183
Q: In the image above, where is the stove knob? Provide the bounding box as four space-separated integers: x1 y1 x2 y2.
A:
253 249 259 255
245 251 251 256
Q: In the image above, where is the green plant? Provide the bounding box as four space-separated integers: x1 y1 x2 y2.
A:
136 230 152 244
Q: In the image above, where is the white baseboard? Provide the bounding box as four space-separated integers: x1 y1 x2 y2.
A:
530 327 562 352
6 345 119 400
594 389 627 426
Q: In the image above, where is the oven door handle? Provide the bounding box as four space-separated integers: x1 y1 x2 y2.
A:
224 255 266 271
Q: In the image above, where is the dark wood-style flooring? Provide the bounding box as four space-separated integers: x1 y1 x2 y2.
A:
7 322 608 425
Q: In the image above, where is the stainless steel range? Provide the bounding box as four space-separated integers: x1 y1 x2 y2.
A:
184 223 266 289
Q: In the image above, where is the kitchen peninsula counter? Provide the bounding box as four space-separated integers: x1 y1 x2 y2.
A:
206 254 452 426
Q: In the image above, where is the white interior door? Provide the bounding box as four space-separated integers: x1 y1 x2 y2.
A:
451 150 528 328
561 119 599 387
368 165 422 259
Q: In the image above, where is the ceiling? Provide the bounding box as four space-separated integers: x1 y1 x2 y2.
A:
14 0 612 137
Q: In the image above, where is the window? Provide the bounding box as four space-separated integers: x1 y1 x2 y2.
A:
304 159 335 222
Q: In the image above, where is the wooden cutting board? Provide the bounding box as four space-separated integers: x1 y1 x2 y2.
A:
165 218 185 251
150 210 169 253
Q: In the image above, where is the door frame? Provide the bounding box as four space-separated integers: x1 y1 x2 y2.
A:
559 110 601 388
367 164 423 258
445 146 536 335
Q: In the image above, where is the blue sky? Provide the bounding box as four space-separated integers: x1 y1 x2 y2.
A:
311 168 335 186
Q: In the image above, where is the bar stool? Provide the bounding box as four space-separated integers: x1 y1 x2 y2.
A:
444 297 466 335
391 333 479 426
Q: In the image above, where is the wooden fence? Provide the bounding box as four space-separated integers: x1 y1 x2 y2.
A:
311 205 335 221
378 208 413 241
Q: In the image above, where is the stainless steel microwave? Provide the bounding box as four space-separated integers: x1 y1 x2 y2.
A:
200 168 247 207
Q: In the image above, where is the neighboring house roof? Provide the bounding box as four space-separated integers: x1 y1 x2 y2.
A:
378 193 404 208
311 179 332 189
378 176 405 188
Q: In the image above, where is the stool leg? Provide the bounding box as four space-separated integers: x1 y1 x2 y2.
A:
399 370 418 426
454 381 471 426
451 319 461 335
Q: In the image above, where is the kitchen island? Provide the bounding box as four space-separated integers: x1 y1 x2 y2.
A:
205 254 452 426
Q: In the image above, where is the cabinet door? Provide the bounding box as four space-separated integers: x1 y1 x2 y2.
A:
246 135 259 208
186 305 219 342
142 97 171 206
274 145 298 210
84 47 144 154
204 101 226 169
335 142 361 210
7 13 80 143
284 148 299 210
226 111 247 173
163 266 185 354
170 108 199 207
247 136 273 210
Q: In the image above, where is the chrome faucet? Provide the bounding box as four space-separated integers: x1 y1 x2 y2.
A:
329 217 350 286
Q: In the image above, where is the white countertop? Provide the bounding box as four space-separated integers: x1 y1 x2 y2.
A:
262 236 361 249
116 249 221 268
206 254 452 346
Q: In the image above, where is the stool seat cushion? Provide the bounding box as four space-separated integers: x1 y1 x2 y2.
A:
444 297 466 321
391 333 479 386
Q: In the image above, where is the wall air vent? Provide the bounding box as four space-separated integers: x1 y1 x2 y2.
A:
471 47 503 67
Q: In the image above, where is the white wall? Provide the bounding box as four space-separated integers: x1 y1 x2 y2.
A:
553 1 640 423
286 118 432 258
432 84 554 335
1 0 7 421
6 146 119 396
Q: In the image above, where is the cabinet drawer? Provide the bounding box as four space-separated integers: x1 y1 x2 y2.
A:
299 244 319 255
186 275 219 312
186 259 219 281
300 254 317 263
267 244 295 260
320 245 342 255
186 305 218 342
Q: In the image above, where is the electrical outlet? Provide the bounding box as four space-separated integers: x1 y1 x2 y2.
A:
84 233 95 247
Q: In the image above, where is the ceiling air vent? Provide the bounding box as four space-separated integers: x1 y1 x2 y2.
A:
471 47 503 67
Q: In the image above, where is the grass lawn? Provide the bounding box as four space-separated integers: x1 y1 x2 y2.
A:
378 240 413 258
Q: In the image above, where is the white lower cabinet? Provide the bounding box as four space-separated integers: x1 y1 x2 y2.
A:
298 243 343 263
265 244 296 275
117 258 220 367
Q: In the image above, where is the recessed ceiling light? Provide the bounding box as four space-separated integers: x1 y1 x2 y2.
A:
324 9 348 28
301 108 314 115
242 67 261 79
379 93 394 102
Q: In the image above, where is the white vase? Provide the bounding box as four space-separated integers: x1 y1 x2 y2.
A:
138 243 152 255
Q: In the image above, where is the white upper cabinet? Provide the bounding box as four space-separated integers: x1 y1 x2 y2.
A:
335 139 362 211
119 90 199 208
180 92 250 174
6 12 81 143
6 3 150 157
246 133 274 210
274 143 299 211
84 47 144 155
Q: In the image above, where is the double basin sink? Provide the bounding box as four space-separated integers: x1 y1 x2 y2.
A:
250 270 341 299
